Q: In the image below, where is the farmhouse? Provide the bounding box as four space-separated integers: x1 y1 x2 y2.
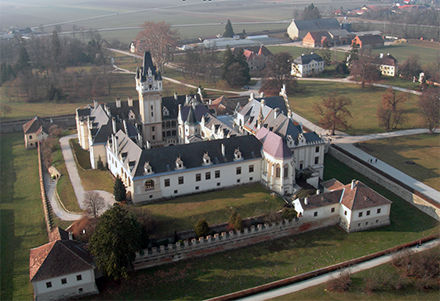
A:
377 53 398 76
293 179 392 232
291 53 325 78
232 45 273 71
302 29 353 47
352 34 384 49
287 18 341 40
23 116 50 149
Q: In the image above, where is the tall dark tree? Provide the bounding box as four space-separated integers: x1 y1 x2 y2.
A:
346 43 359 66
260 52 300 96
223 19 234 38
302 3 321 20
113 176 126 202
320 42 332 66
314 92 353 135
419 87 440 133
15 46 31 75
222 45 235 79
377 87 407 131
234 47 250 83
89 204 142 280
399 54 422 80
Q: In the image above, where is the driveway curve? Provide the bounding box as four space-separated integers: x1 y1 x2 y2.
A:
59 134 116 214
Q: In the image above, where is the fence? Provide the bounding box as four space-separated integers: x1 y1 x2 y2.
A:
37 143 54 235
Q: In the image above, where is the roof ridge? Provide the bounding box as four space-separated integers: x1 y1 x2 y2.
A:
59 241 95 269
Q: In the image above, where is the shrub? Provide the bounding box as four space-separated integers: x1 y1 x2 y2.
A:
195 219 210 237
326 270 352 292
281 208 297 221
97 155 104 170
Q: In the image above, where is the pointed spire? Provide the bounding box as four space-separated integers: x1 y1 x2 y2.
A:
257 103 264 128
185 105 198 126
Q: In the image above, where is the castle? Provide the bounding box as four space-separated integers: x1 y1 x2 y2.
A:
76 52 326 203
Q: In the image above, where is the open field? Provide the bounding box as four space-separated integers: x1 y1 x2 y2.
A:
0 132 48 301
2 0 384 44
290 81 423 135
267 45 347 63
272 247 440 301
357 133 440 190
82 154 439 300
139 183 286 238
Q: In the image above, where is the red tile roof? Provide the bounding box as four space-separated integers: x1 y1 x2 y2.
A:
340 180 392 210
321 178 344 191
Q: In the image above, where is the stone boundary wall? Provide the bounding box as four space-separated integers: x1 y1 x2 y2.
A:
134 215 339 270
329 145 440 220
0 114 76 133
207 233 440 301
37 143 54 234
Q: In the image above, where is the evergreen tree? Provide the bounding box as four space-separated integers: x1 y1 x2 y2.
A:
195 219 210 237
320 42 332 66
235 47 250 83
15 46 31 75
222 45 235 79
223 19 234 38
113 176 126 202
89 204 142 280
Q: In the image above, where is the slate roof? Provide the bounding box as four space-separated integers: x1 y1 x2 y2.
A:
106 100 140 122
253 96 288 116
294 18 341 31
185 106 198 126
113 130 143 177
136 52 162 82
378 53 398 66
162 95 187 119
355 34 384 44
298 190 343 210
294 53 324 65
23 116 49 135
134 135 262 177
29 240 95 282
341 180 392 210
256 127 293 159
180 104 209 123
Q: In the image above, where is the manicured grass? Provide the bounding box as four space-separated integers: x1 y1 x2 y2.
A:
84 154 439 300
0 133 48 300
139 183 286 237
289 81 423 135
272 248 440 301
378 76 421 91
70 139 91 169
267 45 348 62
357 133 440 190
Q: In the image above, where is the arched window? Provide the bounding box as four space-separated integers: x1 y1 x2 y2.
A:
275 164 281 178
284 164 289 178
144 180 154 191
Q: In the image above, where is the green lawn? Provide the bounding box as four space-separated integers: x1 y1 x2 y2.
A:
0 133 48 300
370 42 440 67
70 138 91 169
267 45 347 62
84 154 439 300
289 81 423 135
357 133 440 190
139 183 286 237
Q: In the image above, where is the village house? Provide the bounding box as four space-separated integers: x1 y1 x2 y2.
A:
291 53 325 77
352 34 384 49
23 116 50 149
232 45 273 71
293 179 392 232
302 29 353 47
377 53 398 76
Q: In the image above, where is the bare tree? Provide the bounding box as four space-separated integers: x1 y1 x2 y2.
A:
1 104 12 117
136 21 179 73
350 54 381 88
419 87 440 133
314 92 352 135
83 191 108 218
377 87 407 131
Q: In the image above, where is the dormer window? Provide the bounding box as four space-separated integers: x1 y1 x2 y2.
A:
128 110 135 120
203 152 212 166
162 107 169 116
176 156 185 170
144 162 153 175
298 133 306 145
286 135 294 148
234 148 242 161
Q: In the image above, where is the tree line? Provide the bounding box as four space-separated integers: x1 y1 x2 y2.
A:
0 31 115 103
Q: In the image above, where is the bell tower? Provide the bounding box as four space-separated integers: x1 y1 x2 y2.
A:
136 52 163 145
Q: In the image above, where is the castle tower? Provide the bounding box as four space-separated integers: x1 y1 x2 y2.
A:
136 52 163 145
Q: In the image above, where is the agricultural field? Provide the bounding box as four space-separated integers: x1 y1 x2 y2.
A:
82 154 439 300
357 133 440 190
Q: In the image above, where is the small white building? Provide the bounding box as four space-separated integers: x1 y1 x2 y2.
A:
23 116 49 149
293 179 392 233
291 53 325 77
29 229 98 301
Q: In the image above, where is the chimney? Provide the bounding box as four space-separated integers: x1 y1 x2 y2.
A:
249 92 254 101
311 51 313 55
304 197 308 205
221 144 225 157
261 98 265 106
260 91 265 98
116 97 121 108
185 95 191 105
351 179 356 189
127 97 133 107
302 53 304 56
316 190 320 195
105 105 111 117
112 118 117 134
114 136 119 155
380 53 383 59
93 99 98 109
174 92 178 100
387 53 390 56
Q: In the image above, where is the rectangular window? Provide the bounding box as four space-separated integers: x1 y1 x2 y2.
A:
215 170 220 178
284 167 289 178
236 167 241 175
331 207 335 213
315 157 319 165
174 190 178 194
29 135 33 139
178 176 184 185
366 210 370 216
46 282 52 288
314 212 318 217
359 212 363 217
196 173 201 182
344 210 347 215
151 112 154 117
61 278 67 285
76 275 82 281
217 182 221 186
249 165 254 173
205 172 211 180
377 208 381 214
152 126 155 132
195 186 199 190
250 177 253 181
237 179 241 183
315 146 319 153
164 179 170 187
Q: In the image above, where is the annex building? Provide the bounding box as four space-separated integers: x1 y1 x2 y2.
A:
76 52 326 203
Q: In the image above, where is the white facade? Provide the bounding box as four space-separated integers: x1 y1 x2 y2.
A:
32 270 97 301
291 59 325 77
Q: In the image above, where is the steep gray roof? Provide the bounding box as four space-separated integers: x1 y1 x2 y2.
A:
134 135 262 178
137 52 162 82
294 18 340 31
180 104 209 123
294 53 324 65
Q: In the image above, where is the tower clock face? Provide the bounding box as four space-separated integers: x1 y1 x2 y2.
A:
148 77 153 83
